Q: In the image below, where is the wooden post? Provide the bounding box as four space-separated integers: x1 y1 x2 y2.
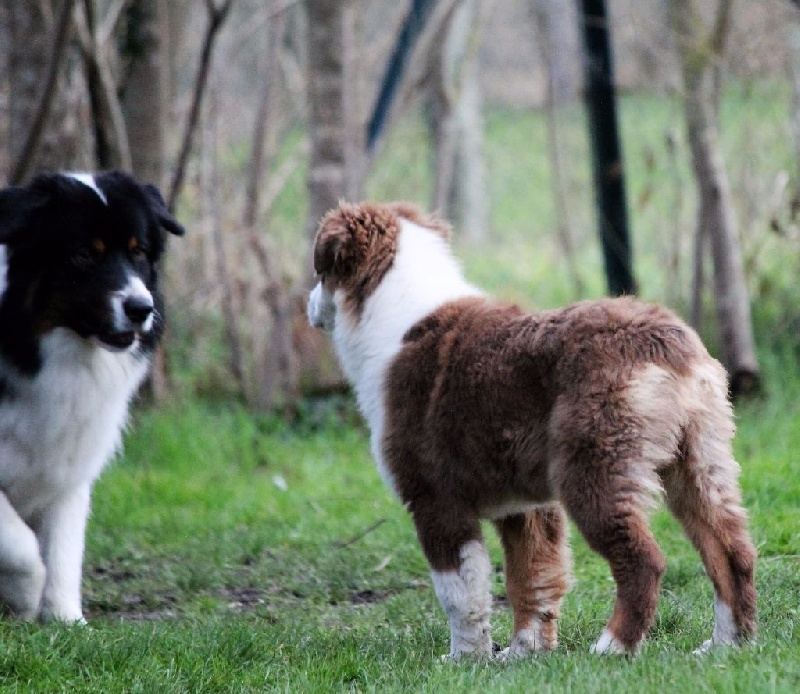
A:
578 0 635 296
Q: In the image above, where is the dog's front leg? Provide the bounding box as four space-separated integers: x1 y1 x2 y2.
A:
34 484 92 623
414 508 493 660
0 492 46 619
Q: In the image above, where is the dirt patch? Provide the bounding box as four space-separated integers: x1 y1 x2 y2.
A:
217 586 271 612
348 588 396 605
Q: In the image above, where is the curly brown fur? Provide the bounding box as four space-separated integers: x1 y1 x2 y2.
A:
308 201 757 658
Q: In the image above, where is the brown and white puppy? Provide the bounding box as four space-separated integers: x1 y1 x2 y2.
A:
307 201 757 659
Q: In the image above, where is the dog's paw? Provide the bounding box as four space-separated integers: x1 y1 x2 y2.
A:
39 606 86 625
495 646 525 662
495 630 556 661
692 635 742 655
692 639 714 656
590 628 632 655
439 646 494 663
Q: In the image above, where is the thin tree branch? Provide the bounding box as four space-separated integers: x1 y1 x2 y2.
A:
364 0 460 166
9 0 76 184
333 519 387 549
206 78 246 392
243 10 286 228
166 0 234 212
75 0 132 170
709 0 734 56
260 140 309 218
98 0 129 47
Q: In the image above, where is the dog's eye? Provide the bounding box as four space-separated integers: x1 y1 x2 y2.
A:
130 246 146 261
72 248 95 267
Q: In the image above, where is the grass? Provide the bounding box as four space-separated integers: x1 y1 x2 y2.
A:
2 83 799 691
0 363 797 692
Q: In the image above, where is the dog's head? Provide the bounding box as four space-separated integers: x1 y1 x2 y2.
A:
307 201 450 331
0 171 184 372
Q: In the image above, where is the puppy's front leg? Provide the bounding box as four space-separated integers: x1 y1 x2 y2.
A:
413 507 493 659
34 484 92 623
0 492 46 619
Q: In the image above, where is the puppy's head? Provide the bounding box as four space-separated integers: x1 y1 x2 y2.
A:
0 171 184 361
307 201 449 331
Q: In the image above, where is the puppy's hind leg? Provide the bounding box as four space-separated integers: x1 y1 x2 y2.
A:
493 504 572 659
412 501 493 660
0 492 45 620
662 417 757 652
552 400 667 655
562 481 666 656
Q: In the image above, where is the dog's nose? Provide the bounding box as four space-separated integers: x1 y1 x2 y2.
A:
123 296 154 325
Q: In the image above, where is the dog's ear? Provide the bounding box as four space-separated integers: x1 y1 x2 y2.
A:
313 207 365 279
0 185 48 245
313 227 356 279
144 184 185 236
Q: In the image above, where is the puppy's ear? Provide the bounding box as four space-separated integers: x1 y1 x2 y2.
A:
313 228 356 278
313 207 363 279
144 184 185 236
0 185 48 245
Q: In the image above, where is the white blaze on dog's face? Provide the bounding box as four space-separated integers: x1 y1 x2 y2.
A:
67 172 157 346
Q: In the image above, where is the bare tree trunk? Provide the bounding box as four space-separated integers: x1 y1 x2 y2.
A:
428 0 488 243
342 2 363 200
304 0 349 260
664 128 686 308
206 78 245 394
244 12 286 229
243 11 299 410
671 0 760 397
530 0 584 296
0 5 9 179
690 219 708 329
7 0 77 184
122 0 165 185
115 0 171 401
786 5 800 226
579 0 635 296
297 0 363 392
74 0 132 171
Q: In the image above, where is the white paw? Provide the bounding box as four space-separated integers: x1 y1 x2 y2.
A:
440 640 494 662
692 639 714 655
39 607 87 625
495 629 552 661
590 628 629 655
692 635 739 655
0 557 46 620
495 646 526 662
440 650 492 663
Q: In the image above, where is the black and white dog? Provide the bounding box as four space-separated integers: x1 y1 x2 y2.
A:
0 171 183 622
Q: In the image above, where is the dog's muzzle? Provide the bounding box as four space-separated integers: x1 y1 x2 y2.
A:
308 282 335 331
97 277 155 351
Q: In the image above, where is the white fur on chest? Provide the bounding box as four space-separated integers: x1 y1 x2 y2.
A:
332 220 482 494
0 329 148 519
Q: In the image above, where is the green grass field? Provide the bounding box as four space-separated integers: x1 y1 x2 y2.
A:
1 84 799 692
1 369 797 693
